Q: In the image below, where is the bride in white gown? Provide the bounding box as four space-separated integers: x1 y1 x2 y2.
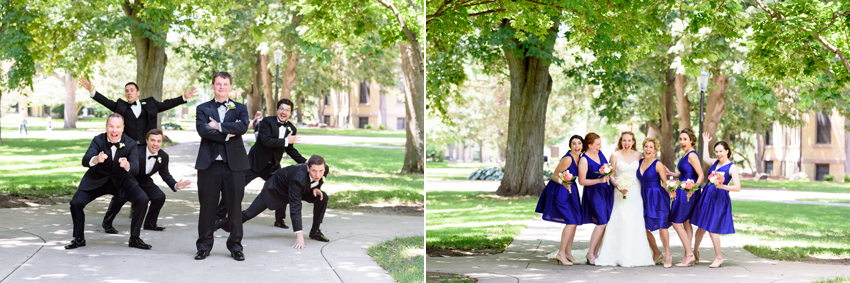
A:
595 132 655 267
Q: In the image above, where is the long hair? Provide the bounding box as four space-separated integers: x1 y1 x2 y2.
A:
584 132 601 152
568 135 585 153
616 131 637 151
714 141 733 160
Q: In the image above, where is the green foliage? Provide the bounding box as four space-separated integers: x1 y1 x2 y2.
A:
161 122 183 130
378 124 388 130
824 174 836 182
0 138 90 196
364 124 373 129
844 174 850 183
366 236 424 283
426 146 443 162
51 104 64 118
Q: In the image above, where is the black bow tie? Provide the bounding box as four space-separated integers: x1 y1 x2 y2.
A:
215 100 228 108
278 121 287 128
107 140 121 148
148 155 158 160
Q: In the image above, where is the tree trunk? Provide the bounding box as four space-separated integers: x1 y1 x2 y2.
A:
495 19 558 196
674 74 690 130
61 71 78 128
479 140 484 163
380 92 387 126
123 2 168 130
650 67 678 170
755 133 764 174
280 54 298 100
704 73 728 146
399 41 425 173
262 54 275 117
0 88 3 143
248 52 264 116
296 95 304 123
318 88 325 125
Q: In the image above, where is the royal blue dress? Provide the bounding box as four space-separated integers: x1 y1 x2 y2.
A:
535 153 583 225
670 150 701 223
638 159 671 231
580 151 613 225
691 161 735 234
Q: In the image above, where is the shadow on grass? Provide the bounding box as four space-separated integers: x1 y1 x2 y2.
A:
0 138 90 196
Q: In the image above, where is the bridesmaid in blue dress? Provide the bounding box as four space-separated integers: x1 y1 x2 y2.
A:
691 133 741 268
665 128 703 267
535 135 584 265
637 138 675 268
578 132 612 265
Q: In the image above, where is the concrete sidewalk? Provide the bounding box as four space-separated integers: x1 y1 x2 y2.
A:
427 215 850 283
0 132 423 283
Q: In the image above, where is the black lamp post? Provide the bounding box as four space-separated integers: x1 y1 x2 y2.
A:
274 48 284 103
697 68 710 161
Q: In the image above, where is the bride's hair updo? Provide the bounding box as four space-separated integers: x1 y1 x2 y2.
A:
642 137 660 157
616 131 637 151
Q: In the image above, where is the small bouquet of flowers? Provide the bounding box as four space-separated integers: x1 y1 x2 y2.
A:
681 179 697 201
708 171 725 186
596 163 615 187
558 171 577 194
663 178 680 194
615 175 635 199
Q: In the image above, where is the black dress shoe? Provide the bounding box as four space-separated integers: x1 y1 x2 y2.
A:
231 251 245 261
128 237 152 249
102 223 118 234
309 230 330 242
64 237 86 249
143 225 166 231
273 220 289 229
194 250 210 260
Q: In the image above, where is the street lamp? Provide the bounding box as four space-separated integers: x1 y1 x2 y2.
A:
697 68 710 162
274 48 284 103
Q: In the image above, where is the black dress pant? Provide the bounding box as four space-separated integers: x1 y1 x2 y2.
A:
216 190 328 234
216 164 287 223
102 184 166 228
70 182 148 238
197 161 245 252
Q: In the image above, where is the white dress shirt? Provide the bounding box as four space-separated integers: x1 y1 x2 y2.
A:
278 118 290 147
89 138 128 172
145 148 158 175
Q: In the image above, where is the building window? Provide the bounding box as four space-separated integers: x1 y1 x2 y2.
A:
358 117 369 129
324 94 330 106
359 80 370 104
816 111 831 144
397 117 405 130
815 164 830 181
764 161 773 175
765 128 772 146
323 115 330 125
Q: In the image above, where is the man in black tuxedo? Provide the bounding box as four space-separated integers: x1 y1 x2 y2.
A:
194 71 250 261
216 98 305 229
101 129 192 233
65 114 152 250
78 77 197 145
216 155 331 249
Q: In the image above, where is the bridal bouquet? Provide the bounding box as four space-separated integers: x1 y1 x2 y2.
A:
681 180 697 201
709 171 725 186
558 171 577 194
596 163 615 187
663 178 680 194
615 175 635 199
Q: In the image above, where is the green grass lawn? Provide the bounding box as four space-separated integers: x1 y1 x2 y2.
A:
741 179 850 193
0 138 90 196
367 236 424 283
426 191 539 251
425 161 497 181
1 117 107 132
297 128 405 138
734 201 850 262
349 141 405 147
796 198 850 204
813 277 850 283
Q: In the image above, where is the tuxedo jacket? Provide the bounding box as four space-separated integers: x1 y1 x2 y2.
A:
248 117 306 173
136 147 178 192
194 99 250 171
259 163 329 232
91 91 185 143
79 133 140 192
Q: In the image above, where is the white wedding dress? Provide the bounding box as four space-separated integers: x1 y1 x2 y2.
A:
594 153 655 267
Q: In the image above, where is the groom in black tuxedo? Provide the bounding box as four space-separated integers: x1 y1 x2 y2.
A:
79 77 197 146
101 129 191 233
65 114 152 250
216 155 331 249
216 98 306 228
194 71 250 261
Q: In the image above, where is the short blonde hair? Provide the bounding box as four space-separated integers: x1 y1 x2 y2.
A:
642 137 660 156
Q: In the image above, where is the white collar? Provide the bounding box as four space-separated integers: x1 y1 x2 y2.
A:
147 147 158 157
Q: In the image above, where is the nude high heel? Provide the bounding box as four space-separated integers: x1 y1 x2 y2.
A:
709 259 724 268
676 254 695 267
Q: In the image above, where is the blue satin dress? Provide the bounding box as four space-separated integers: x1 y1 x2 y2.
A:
670 150 701 223
535 153 583 225
638 159 671 231
691 161 736 234
580 151 613 225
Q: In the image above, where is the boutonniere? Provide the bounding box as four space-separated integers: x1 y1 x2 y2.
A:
286 126 292 133
141 101 147 105
119 142 125 148
157 157 162 164
225 101 236 111
322 176 326 182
